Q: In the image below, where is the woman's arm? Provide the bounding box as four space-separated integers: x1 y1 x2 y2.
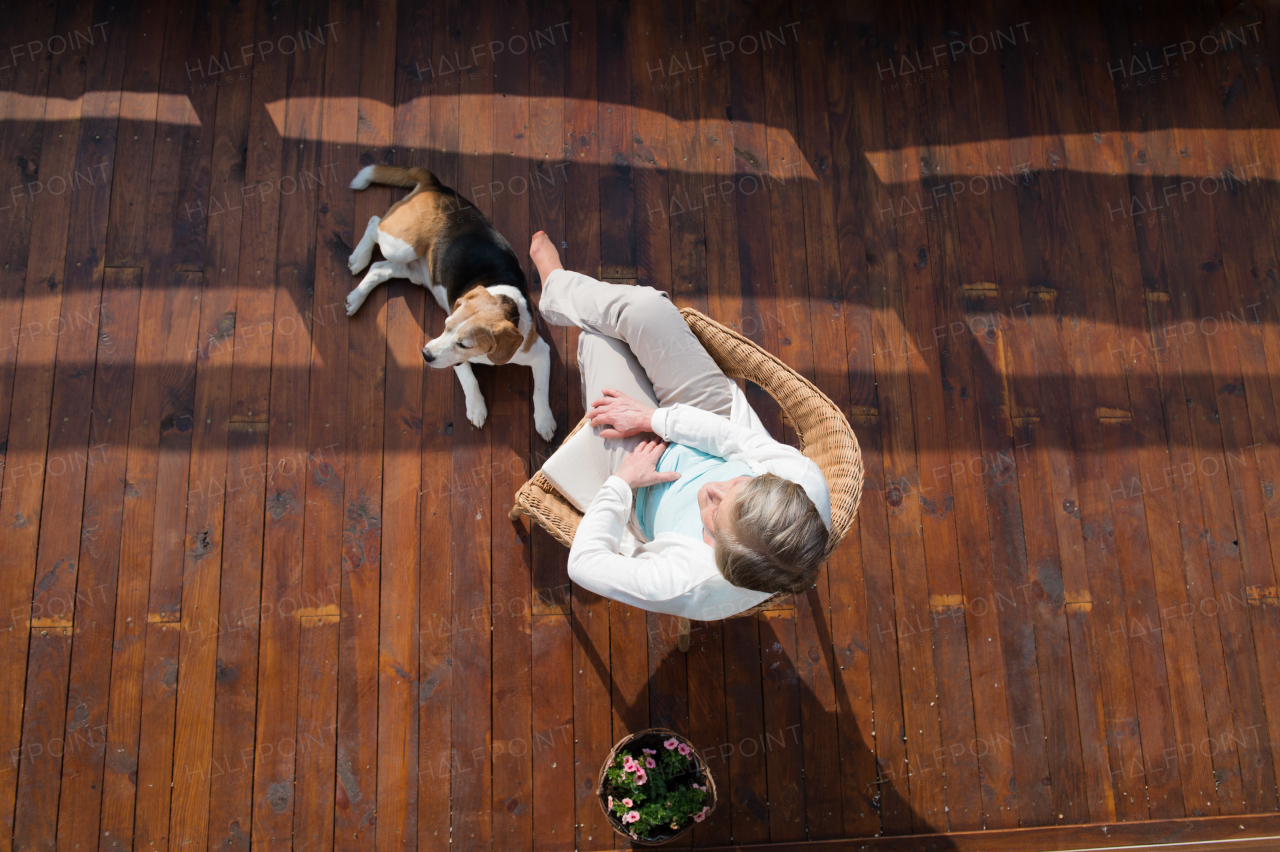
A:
588 388 804 466
567 476 707 604
587 392 832 528
651 403 809 466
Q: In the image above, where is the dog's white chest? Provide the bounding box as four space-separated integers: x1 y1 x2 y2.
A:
428 282 449 312
402 259 447 311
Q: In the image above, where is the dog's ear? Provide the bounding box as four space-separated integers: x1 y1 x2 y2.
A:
487 320 523 365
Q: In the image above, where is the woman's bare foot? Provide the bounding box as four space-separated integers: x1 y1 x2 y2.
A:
530 230 564 282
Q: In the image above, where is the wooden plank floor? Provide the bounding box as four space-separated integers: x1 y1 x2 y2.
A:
2 0 1280 849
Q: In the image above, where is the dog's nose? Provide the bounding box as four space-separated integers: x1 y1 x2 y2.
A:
422 349 435 363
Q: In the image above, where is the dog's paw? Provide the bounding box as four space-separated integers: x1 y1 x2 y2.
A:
466 396 488 430
348 251 370 275
345 290 366 316
534 408 556 442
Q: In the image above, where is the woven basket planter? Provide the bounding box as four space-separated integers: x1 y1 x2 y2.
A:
596 728 718 845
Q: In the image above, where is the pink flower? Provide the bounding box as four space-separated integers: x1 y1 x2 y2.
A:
664 737 679 750
642 748 656 755
693 812 706 823
622 756 637 773
677 743 692 756
645 757 656 769
635 768 648 785
623 810 640 824
608 796 614 809
622 798 633 807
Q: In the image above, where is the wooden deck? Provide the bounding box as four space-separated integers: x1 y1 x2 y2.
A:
2 0 1280 849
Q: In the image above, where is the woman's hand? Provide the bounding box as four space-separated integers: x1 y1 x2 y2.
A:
588 388 656 439
614 438 680 490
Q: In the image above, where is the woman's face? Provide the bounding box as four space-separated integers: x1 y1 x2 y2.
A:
698 476 752 546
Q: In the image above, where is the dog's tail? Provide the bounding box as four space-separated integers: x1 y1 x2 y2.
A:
349 164 439 192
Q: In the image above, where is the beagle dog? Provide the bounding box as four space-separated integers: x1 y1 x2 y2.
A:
346 165 556 441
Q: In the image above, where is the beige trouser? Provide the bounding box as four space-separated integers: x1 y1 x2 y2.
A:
538 270 736 510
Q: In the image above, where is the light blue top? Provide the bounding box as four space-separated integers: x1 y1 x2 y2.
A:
635 443 756 543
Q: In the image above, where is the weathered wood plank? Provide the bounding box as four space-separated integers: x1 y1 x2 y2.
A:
249 0 328 843
415 1 460 848
226 0 297 425
104 0 168 267
820 1 887 836
132 623 181 852
839 0 910 832
759 611 805 842
370 1 433 847
295 615 341 851
527 0 572 613
55 266 142 852
12 631 71 849
0 0 58 524
141 0 219 622
450 0 496 846
205 421 268 852
687 618 731 847
724 0 782 436
631 0 671 297
167 0 260 844
332 0 395 844
693 0 742 335
288 0 359 844
1192 0 1280 810
490 6 536 845
721 614 769 844
596 0 635 278
531 614 574 851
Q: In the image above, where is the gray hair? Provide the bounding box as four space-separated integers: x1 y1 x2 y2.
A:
712 473 829 594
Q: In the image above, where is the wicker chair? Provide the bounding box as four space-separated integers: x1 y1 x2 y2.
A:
509 307 864 650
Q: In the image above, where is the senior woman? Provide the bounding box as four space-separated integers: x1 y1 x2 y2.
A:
528 231 830 621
